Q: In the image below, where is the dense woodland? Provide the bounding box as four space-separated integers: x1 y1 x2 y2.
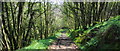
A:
1 1 120 51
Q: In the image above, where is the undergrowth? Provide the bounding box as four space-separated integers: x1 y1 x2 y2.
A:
70 16 120 51
16 32 62 51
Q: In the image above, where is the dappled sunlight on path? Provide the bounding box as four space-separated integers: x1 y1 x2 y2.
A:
48 33 79 49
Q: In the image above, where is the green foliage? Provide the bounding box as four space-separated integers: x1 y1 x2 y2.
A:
71 16 120 50
54 32 62 38
69 29 84 40
16 31 63 50
17 39 54 51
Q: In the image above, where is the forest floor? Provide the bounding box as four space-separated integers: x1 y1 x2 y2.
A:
48 33 78 49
